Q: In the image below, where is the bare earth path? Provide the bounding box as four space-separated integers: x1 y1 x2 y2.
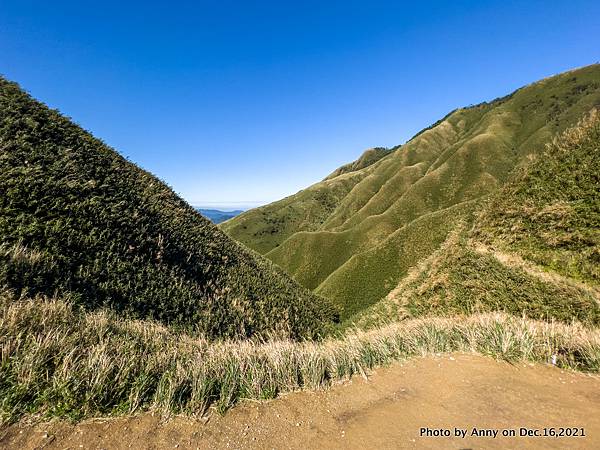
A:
2 353 600 449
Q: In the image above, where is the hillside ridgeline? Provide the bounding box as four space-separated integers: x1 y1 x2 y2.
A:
0 77 337 339
355 109 600 329
223 65 600 321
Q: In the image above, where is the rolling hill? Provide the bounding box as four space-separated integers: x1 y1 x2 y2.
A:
0 77 337 339
1 67 600 426
355 109 600 329
223 64 600 321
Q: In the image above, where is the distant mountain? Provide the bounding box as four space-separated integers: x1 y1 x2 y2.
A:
0 76 337 339
223 64 600 323
198 208 244 224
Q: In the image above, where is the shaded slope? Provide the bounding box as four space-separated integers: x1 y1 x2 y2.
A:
225 64 600 319
0 77 337 339
354 111 600 329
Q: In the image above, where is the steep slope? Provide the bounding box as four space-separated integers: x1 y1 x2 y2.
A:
355 111 600 329
221 168 369 254
224 64 600 320
323 147 394 180
0 77 337 339
473 110 600 285
221 147 396 255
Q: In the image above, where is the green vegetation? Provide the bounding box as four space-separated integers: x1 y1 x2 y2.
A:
474 110 600 284
224 64 600 319
0 77 337 340
317 200 476 320
3 292 600 424
323 147 394 180
377 232 600 326
354 111 600 329
221 169 368 254
222 147 397 255
2 66 600 426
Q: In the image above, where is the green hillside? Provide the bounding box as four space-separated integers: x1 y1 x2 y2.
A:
323 147 394 180
0 77 337 340
355 110 600 329
473 111 600 285
221 167 369 254
223 64 600 320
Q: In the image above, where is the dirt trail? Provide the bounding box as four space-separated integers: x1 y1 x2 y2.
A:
473 243 600 301
2 353 600 449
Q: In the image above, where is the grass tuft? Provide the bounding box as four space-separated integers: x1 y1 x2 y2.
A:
2 293 600 424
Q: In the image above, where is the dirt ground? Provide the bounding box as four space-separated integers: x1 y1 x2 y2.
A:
2 353 600 449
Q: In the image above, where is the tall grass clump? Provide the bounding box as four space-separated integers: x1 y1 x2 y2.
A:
2 293 600 424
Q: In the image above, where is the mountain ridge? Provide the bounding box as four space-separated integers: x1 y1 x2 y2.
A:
354 109 600 329
223 64 600 320
0 76 337 339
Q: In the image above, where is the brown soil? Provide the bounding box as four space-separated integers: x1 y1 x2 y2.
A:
2 353 600 449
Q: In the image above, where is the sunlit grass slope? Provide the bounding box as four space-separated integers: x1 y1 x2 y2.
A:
224 64 600 320
474 110 600 285
354 111 600 329
3 292 600 423
0 77 337 340
221 166 370 255
323 147 394 180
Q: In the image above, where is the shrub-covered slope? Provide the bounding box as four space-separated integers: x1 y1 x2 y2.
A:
474 110 600 284
224 64 600 320
0 77 337 339
354 111 600 329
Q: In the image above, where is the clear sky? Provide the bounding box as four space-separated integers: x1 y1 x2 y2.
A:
1 1 599 207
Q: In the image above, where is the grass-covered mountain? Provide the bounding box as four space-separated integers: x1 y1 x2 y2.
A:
324 147 393 180
0 77 337 339
1 67 600 427
355 110 600 329
223 64 600 321
2 110 600 425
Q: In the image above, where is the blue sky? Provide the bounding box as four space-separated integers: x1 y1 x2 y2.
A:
1 1 599 207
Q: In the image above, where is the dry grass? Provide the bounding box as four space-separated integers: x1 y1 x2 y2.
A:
2 293 600 424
